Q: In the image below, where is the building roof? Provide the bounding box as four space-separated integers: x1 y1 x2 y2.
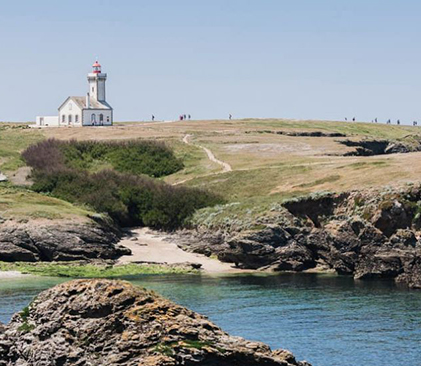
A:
58 96 112 111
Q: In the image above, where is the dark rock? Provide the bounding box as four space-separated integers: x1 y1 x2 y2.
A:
396 255 421 288
372 200 411 237
339 138 421 156
179 185 421 288
0 279 311 366
355 251 404 279
251 130 347 138
0 222 130 262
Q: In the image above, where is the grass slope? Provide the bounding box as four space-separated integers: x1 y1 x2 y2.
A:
0 183 93 221
0 126 44 172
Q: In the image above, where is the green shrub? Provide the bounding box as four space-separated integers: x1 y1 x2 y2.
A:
23 139 184 177
23 140 222 230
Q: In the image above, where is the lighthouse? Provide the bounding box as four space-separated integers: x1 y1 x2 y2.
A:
87 60 107 102
36 61 113 127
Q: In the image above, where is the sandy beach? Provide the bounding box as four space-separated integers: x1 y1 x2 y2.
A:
0 271 29 279
117 228 247 274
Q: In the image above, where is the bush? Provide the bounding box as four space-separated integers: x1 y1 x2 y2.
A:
23 139 183 177
23 140 222 230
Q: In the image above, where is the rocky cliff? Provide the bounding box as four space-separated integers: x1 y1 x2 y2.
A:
0 218 130 262
0 279 310 366
179 185 421 289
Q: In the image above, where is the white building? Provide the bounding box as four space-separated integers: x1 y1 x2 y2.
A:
36 61 113 127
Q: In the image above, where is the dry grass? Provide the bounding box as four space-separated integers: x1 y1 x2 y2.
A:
0 183 93 222
18 119 421 226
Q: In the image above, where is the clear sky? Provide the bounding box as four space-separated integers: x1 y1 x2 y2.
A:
0 0 420 123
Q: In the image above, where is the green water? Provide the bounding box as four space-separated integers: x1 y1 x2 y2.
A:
1 273 420 366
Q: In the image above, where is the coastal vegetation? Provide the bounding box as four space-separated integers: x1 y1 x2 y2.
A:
22 139 222 229
0 261 198 277
23 139 184 177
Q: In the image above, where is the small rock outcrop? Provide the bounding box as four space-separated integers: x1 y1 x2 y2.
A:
338 137 421 156
0 220 130 262
248 130 347 138
0 279 310 366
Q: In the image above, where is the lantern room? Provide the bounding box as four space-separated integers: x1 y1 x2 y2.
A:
92 61 101 74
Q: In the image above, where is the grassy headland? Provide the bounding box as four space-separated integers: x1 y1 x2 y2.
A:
4 119 421 233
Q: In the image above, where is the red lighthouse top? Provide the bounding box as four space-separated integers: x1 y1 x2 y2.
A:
92 60 101 74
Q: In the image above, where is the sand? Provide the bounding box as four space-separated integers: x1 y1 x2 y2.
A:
0 271 29 279
117 228 246 274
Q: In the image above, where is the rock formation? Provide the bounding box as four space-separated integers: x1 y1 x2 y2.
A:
339 137 421 156
0 279 310 366
0 219 130 262
179 186 421 289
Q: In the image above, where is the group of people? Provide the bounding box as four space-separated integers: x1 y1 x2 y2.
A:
151 114 234 121
346 117 419 126
150 114 192 121
179 114 191 121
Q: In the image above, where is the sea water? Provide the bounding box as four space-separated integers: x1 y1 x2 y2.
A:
1 273 420 366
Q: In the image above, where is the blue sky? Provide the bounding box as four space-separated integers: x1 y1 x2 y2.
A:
0 0 420 123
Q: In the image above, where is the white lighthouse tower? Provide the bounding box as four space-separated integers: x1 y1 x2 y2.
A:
88 61 107 102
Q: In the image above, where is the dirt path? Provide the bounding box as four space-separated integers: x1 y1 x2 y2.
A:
117 228 245 274
182 134 232 173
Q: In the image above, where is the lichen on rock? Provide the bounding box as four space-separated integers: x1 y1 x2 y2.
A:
0 279 311 366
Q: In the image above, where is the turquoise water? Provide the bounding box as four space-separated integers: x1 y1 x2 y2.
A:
1 273 420 366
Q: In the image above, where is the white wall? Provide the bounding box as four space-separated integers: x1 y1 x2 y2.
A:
88 73 107 101
96 75 106 101
59 100 82 127
36 116 59 127
82 109 112 126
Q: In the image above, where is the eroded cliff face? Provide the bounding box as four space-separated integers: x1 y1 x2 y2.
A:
338 137 421 156
0 217 130 262
0 279 310 366
179 186 421 289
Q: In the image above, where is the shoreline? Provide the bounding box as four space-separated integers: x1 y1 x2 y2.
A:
0 270 31 279
117 227 252 274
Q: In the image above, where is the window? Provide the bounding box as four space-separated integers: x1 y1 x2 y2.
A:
107 116 110 123
92 87 94 92
91 114 96 124
75 115 79 123
68 115 72 123
99 114 104 122
62 115 65 123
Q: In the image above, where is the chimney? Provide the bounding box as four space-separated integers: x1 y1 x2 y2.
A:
86 93 90 109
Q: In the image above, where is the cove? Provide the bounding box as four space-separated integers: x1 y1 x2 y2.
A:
0 273 420 366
